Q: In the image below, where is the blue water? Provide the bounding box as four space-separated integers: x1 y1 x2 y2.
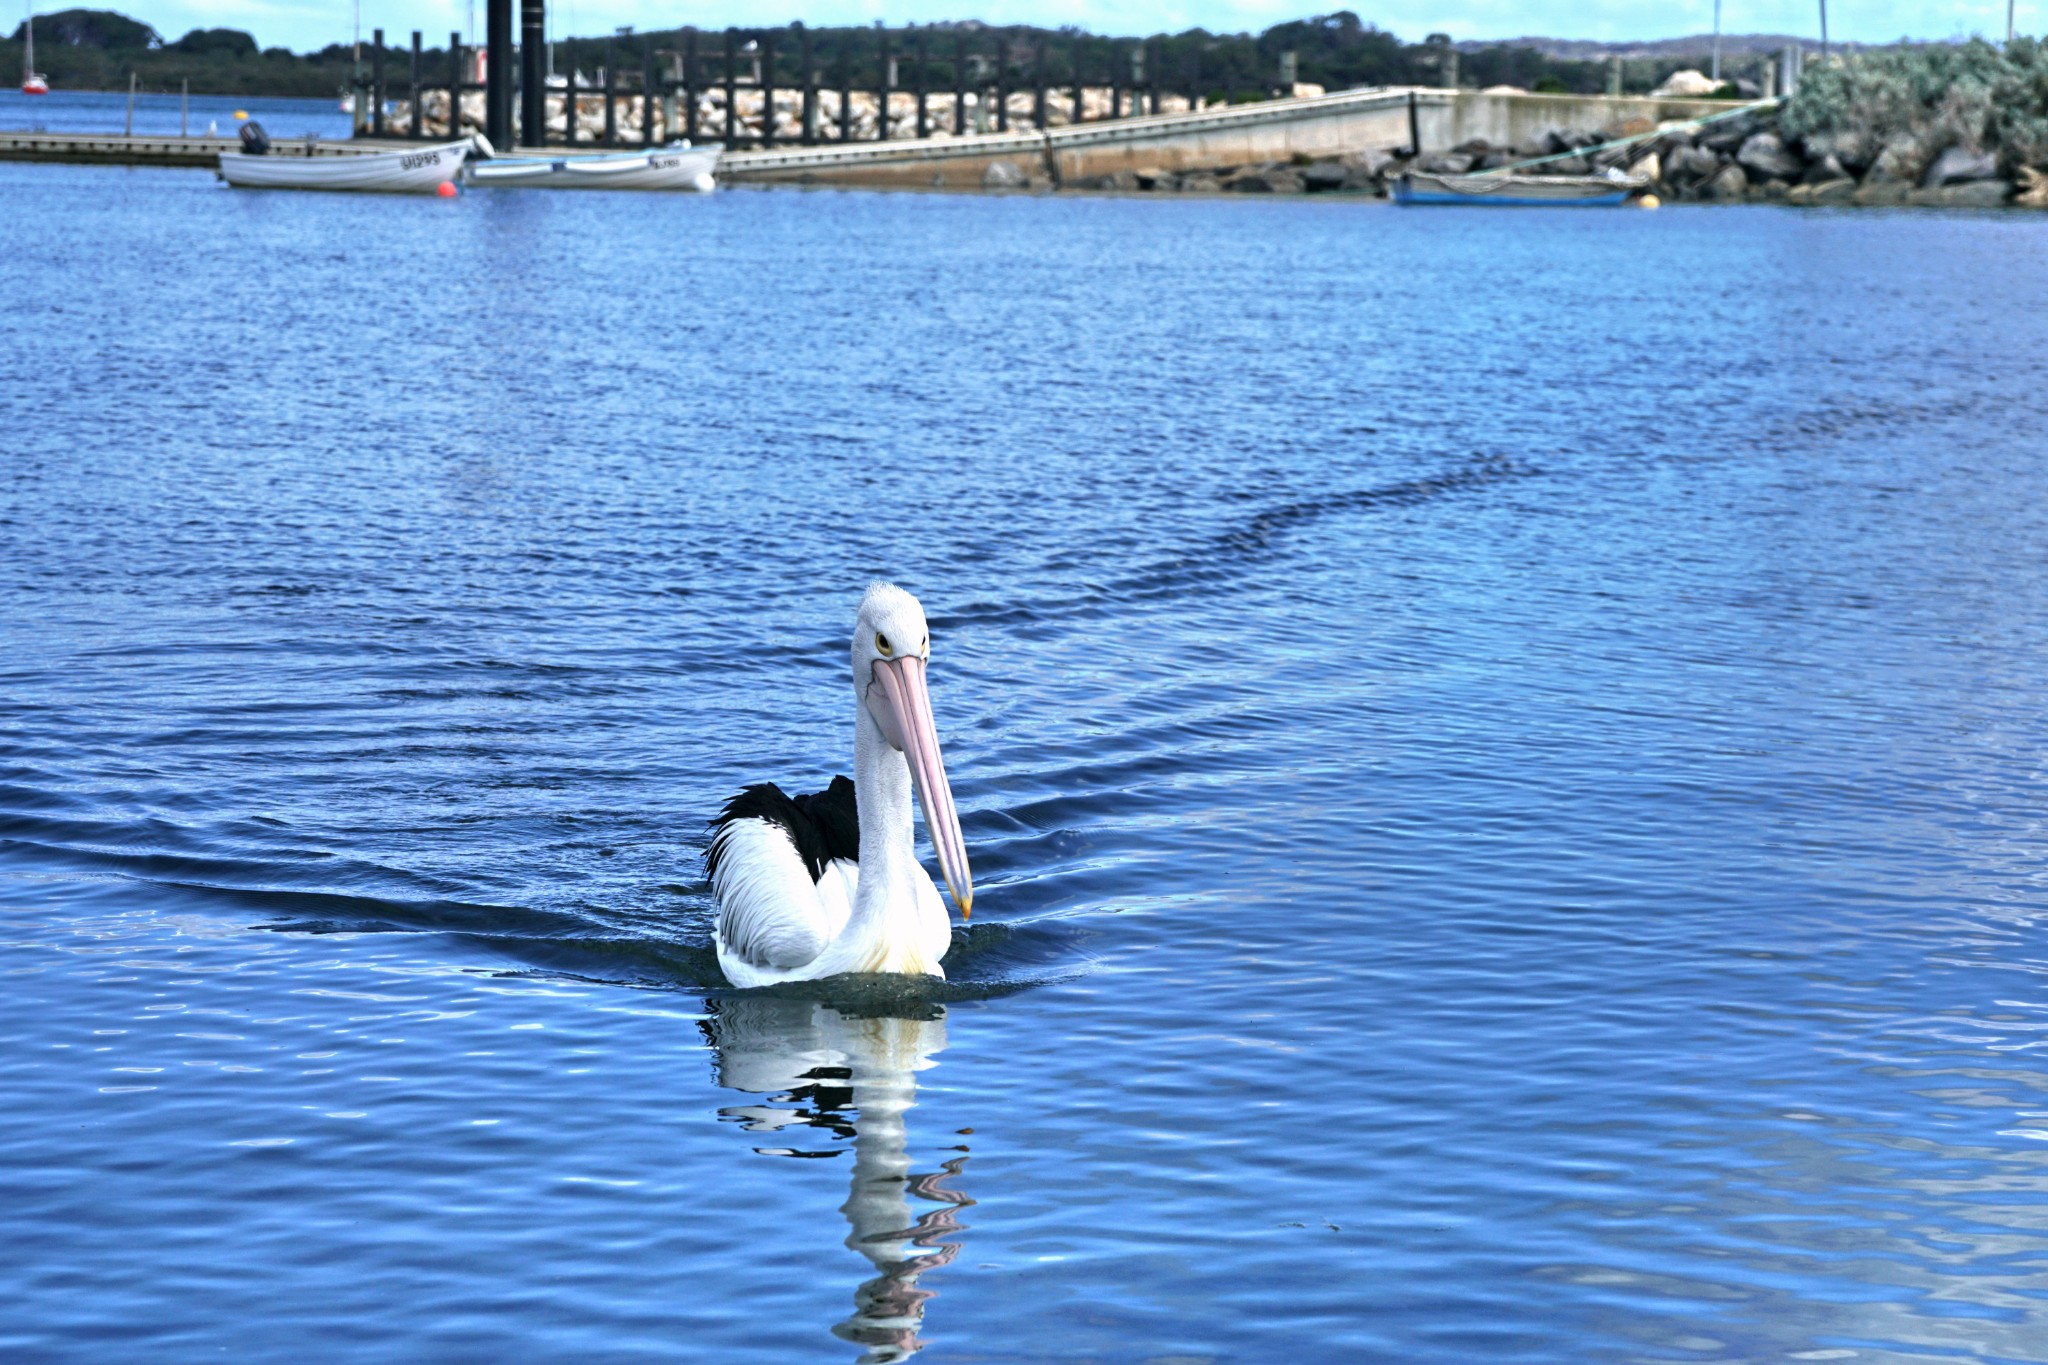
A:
0 88 353 138
5 159 2048 1363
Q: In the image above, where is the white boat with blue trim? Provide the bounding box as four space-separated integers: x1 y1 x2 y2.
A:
465 143 721 192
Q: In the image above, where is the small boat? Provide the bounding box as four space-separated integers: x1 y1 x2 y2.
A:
1393 170 1647 207
466 143 722 192
20 6 48 94
218 135 472 193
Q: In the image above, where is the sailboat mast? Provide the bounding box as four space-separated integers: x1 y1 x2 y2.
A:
23 7 32 83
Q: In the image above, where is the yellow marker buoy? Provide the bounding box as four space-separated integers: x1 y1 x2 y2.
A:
1638 193 1661 209
233 110 248 120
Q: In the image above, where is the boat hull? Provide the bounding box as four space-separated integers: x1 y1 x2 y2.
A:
1393 171 1643 207
218 140 471 193
466 146 721 191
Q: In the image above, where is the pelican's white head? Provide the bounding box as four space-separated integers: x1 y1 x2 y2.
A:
852 583 972 918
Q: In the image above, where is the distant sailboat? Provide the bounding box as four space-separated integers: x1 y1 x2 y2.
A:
20 5 49 94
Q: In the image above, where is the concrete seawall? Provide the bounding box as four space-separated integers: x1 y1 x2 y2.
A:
720 87 1732 189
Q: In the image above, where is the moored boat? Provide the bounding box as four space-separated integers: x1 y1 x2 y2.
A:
218 135 472 193
466 143 722 192
20 5 48 94
1393 170 1646 207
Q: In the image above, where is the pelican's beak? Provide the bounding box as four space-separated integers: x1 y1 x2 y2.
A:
870 654 974 918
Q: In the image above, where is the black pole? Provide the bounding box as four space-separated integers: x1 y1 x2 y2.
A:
642 49 655 146
837 36 852 141
1405 88 1419 157
684 30 698 141
485 0 512 147
372 29 386 136
518 0 543 146
877 28 891 141
916 31 929 138
1072 39 1085 123
953 31 966 134
1033 36 1047 129
564 45 577 144
449 33 464 139
603 38 617 145
761 30 776 148
729 29 745 147
800 24 816 144
995 33 1009 131
408 32 422 137
1112 43 1123 117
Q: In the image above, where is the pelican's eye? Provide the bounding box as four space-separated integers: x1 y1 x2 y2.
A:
876 633 893 657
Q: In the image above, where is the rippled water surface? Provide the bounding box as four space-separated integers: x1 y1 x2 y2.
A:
6 163 2048 1363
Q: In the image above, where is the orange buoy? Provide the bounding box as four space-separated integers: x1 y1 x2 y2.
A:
436 181 458 198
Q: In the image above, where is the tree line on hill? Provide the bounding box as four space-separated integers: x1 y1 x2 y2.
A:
6 7 1739 101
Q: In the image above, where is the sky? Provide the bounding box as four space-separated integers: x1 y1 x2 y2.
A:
106 0 2033 54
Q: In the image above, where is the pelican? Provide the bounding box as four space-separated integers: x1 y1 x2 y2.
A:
706 584 973 987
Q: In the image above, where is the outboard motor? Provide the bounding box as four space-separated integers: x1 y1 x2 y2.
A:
238 121 270 155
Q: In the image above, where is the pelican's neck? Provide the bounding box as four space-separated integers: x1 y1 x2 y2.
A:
852 705 920 917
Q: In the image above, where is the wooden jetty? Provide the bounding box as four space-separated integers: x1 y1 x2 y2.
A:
0 132 407 168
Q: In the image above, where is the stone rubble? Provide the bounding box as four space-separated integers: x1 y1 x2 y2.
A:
378 87 2046 207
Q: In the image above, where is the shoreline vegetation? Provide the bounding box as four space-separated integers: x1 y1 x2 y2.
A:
1 7 1851 102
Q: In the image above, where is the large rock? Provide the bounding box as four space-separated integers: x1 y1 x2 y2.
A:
1700 117 1760 153
1852 180 1911 206
1180 172 1222 193
1340 148 1396 181
1737 132 1804 180
1909 179 2012 206
1802 153 1848 185
1705 163 1749 199
1546 155 1592 176
1874 133 1932 183
1627 151 1661 183
1665 145 1722 183
1419 151 1475 175
1788 178 1856 206
1300 159 1349 191
1921 145 2000 188
1222 165 1304 193
1651 69 1722 97
1800 127 1875 173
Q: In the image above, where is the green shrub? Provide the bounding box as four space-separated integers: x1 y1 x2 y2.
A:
1783 38 2048 169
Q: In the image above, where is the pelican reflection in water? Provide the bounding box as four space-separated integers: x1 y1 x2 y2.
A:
702 996 970 1362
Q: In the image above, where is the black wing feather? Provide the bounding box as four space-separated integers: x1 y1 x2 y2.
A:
706 776 859 884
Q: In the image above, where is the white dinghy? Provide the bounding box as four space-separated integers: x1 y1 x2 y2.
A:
218 135 472 193
466 143 721 192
